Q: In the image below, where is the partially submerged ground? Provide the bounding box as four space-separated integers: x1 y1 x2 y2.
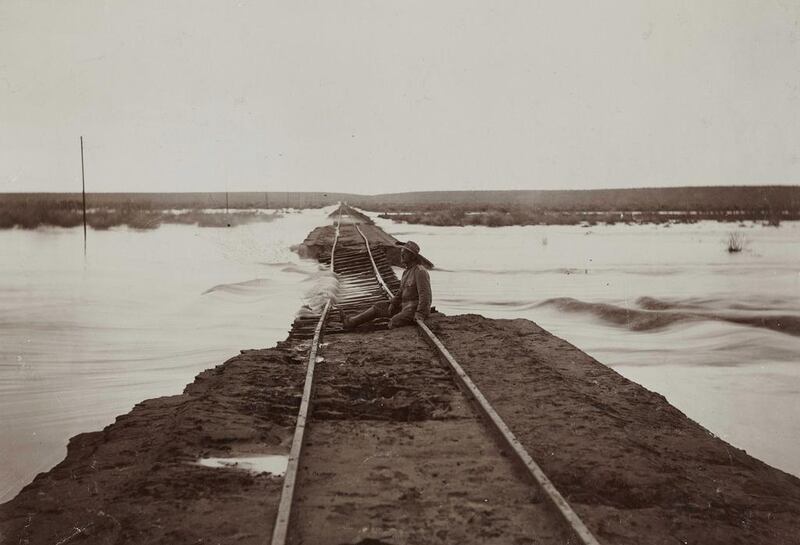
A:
2 314 799 544
0 346 308 544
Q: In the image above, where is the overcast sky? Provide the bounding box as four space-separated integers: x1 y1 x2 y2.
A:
1 1 799 194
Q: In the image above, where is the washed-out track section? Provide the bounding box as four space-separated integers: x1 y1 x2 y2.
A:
272 207 601 545
288 231 401 340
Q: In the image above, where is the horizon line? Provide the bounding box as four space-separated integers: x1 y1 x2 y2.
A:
2 184 800 196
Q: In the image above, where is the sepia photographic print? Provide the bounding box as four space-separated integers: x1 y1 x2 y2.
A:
1 2 799 544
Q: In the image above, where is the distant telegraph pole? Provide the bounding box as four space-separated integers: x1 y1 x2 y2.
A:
80 136 87 255
225 178 229 213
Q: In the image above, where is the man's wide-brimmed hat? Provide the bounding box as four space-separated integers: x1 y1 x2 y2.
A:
395 240 433 269
397 240 421 255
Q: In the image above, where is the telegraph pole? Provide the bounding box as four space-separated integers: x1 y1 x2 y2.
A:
225 177 229 214
80 136 87 256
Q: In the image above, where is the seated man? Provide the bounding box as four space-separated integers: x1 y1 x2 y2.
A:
339 240 432 329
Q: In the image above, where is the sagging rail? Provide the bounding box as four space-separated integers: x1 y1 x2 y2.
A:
269 210 341 545
271 205 601 545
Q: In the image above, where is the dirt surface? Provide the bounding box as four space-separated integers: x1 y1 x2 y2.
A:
292 330 566 545
3 322 800 545
0 346 309 545
428 314 800 544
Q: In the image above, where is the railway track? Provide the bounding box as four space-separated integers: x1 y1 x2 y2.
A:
272 205 601 545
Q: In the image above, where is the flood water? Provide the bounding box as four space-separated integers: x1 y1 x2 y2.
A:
2 209 799 503
369 213 800 479
0 208 329 503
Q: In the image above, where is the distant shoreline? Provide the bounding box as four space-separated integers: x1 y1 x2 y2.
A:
377 209 792 227
1 205 791 231
0 207 283 230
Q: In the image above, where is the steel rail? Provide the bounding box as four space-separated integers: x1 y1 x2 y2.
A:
415 320 601 545
352 223 394 300
350 219 602 545
270 208 342 545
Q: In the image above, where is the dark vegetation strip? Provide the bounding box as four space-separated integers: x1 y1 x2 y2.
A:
375 207 794 227
0 202 282 230
2 185 798 229
0 192 350 230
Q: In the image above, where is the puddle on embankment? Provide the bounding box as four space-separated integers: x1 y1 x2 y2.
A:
194 455 289 476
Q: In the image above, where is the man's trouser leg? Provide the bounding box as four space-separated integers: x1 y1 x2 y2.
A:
388 304 416 329
344 301 390 329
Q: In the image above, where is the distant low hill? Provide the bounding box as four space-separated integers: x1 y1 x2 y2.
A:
2 186 798 214
349 186 800 213
0 192 358 210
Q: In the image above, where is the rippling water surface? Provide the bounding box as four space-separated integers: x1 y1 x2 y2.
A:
2 211 799 503
370 214 800 478
0 208 331 502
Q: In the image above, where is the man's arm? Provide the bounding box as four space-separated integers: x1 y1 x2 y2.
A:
390 269 406 312
414 267 432 319
389 289 401 312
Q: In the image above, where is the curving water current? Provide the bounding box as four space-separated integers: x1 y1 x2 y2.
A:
0 208 331 503
368 213 800 480
1 208 799 503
